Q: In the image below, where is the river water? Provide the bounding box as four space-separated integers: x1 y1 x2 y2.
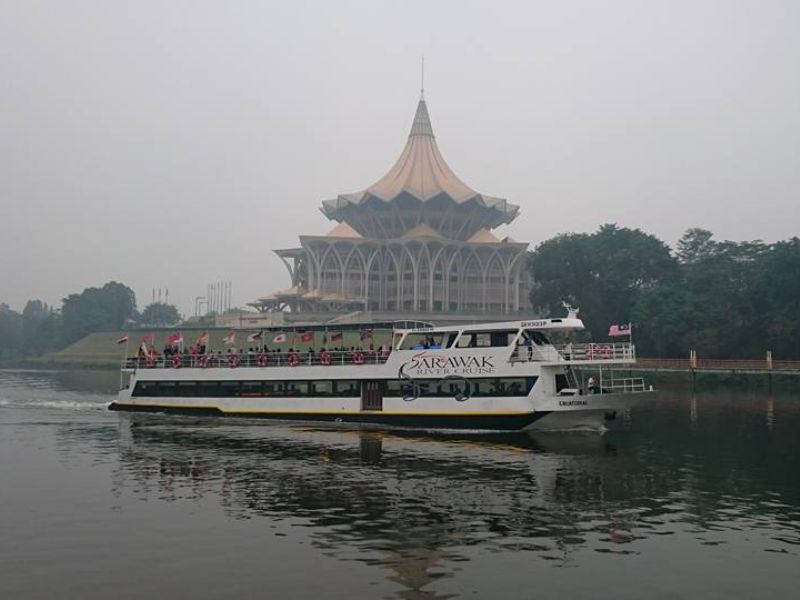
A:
1 369 798 599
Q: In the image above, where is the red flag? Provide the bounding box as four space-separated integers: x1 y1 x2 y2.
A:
299 331 314 343
116 335 129 345
222 330 236 345
166 332 184 346
140 333 155 345
329 332 343 343
272 332 287 344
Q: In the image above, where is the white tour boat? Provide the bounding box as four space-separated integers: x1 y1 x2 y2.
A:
110 310 651 431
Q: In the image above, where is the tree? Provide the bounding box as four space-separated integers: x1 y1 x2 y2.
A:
528 224 676 339
0 303 23 359
754 237 800 358
61 282 137 344
21 300 61 355
139 302 181 327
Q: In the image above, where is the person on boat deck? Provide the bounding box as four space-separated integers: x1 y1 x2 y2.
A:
523 335 534 360
588 376 600 394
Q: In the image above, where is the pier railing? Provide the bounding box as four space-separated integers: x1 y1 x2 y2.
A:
124 350 391 370
635 357 800 373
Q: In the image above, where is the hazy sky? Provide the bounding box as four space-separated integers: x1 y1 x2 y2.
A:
2 0 798 315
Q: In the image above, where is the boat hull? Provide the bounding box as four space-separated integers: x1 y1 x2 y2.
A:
108 400 547 431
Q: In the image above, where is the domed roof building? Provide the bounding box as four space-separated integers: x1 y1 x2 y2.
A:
250 97 530 322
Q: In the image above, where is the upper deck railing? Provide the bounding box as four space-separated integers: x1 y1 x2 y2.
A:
124 349 391 370
510 342 636 364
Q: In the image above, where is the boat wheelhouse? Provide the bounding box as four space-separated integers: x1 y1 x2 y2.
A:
111 313 651 431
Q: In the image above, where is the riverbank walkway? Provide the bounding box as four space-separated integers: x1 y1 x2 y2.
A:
635 356 800 376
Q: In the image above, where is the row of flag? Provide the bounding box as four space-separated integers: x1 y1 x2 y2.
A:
117 329 374 347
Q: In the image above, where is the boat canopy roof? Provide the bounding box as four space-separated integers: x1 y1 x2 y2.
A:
396 317 585 333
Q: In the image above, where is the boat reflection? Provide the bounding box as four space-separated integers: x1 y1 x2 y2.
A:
112 416 631 596
108 405 800 598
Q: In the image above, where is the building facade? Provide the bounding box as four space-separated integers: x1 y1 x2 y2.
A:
250 98 530 321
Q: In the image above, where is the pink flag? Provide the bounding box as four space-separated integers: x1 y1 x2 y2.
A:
608 323 632 337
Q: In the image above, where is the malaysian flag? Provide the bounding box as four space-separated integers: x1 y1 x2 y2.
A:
608 323 632 337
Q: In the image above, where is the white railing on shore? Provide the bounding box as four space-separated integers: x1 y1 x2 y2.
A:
603 377 647 393
124 350 391 370
511 342 636 363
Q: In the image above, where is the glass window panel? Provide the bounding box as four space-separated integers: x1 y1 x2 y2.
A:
241 381 263 397
310 381 333 396
220 381 241 397
263 381 285 396
285 381 308 397
335 380 360 397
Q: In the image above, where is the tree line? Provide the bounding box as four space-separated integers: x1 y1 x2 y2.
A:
0 282 181 359
528 225 800 359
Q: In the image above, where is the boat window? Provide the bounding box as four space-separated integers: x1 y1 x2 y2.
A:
335 380 360 396
157 381 177 397
263 381 285 396
241 381 263 397
399 332 448 350
197 381 223 397
310 380 333 397
132 381 158 397
521 330 551 346
221 381 241 397
384 377 537 397
456 329 518 348
285 381 308 396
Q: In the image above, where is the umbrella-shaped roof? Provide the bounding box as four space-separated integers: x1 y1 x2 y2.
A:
320 98 519 239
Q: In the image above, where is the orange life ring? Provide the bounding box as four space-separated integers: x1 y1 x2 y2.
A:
228 354 241 369
171 355 182 369
199 355 211 369
320 350 332 366
352 351 365 365
257 353 269 367
288 352 300 367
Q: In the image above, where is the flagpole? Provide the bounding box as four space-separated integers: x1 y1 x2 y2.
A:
121 337 129 390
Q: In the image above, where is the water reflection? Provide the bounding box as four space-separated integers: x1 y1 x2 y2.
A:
102 400 800 598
